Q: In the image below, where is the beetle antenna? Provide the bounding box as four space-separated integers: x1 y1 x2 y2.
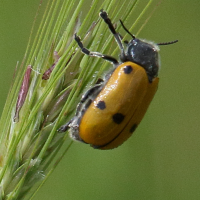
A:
157 40 178 45
119 20 135 39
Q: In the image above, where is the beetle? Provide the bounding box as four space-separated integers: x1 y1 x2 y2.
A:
58 10 178 150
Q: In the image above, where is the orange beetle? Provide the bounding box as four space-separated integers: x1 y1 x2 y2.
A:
58 10 178 150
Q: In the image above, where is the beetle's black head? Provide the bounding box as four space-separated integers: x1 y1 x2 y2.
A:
118 20 178 81
123 38 160 81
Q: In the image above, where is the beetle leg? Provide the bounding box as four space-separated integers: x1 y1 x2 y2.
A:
58 118 74 132
99 10 125 58
74 34 119 65
75 84 103 116
80 84 102 103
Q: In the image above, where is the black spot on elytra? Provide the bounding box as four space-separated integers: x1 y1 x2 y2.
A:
112 113 125 124
123 65 133 74
96 100 106 110
130 124 137 133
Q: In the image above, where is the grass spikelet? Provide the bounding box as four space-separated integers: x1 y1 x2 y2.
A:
0 0 157 199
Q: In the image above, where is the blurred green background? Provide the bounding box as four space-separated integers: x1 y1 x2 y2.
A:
0 1 200 200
